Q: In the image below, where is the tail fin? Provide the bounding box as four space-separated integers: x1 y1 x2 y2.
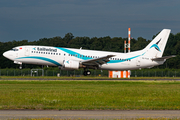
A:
143 29 171 58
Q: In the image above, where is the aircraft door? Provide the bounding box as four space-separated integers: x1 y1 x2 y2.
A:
136 57 141 66
16 53 18 57
63 53 66 64
25 47 30 56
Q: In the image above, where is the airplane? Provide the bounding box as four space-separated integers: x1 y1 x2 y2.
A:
3 29 175 76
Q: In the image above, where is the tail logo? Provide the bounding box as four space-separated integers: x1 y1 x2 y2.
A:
150 39 161 52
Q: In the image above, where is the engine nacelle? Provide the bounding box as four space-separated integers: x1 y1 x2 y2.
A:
62 60 79 70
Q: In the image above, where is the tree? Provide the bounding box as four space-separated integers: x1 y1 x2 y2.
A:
63 33 74 43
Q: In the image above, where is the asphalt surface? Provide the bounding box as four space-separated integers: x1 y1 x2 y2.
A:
1 78 180 81
0 110 180 119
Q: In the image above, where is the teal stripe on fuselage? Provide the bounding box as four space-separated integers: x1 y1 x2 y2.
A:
56 47 92 60
56 47 143 64
108 54 141 63
16 56 61 66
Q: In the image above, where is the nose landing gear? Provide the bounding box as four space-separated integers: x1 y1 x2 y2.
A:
19 64 22 69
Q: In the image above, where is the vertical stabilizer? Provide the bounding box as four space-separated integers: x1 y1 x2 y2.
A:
143 29 171 58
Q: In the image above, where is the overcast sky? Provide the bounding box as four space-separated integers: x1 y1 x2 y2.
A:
0 0 180 42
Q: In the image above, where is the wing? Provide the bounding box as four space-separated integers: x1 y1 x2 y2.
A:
81 55 115 67
152 55 176 61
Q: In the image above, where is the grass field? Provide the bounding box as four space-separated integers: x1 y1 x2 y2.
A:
0 80 180 110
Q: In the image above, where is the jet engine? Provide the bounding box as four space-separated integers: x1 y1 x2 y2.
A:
61 60 79 70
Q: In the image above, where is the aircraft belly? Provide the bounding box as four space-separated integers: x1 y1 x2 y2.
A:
101 63 134 71
16 58 58 66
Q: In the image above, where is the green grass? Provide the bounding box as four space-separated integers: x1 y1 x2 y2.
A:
8 118 180 120
0 80 180 110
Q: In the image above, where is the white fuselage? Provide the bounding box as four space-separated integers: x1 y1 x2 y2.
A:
3 45 164 70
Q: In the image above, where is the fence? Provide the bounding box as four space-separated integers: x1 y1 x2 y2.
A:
0 69 108 77
0 69 180 77
131 70 180 77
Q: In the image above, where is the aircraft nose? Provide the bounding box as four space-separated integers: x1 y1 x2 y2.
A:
3 51 8 58
3 51 11 58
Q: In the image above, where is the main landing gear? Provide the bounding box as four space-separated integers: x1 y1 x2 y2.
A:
83 68 91 76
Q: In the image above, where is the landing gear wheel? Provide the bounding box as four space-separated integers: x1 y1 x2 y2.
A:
87 70 91 75
83 71 87 76
83 70 91 76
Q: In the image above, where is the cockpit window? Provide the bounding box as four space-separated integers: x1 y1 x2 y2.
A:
11 48 19 51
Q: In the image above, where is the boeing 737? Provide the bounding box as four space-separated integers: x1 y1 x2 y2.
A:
3 29 175 76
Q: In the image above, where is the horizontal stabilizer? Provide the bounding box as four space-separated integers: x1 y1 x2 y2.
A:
151 55 176 61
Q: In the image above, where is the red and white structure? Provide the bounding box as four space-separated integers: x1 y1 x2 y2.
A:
124 28 131 53
109 70 130 78
109 28 131 78
128 28 131 53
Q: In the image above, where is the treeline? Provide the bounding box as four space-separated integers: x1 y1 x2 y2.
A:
0 32 180 69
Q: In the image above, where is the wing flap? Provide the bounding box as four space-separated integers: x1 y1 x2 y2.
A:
82 55 115 66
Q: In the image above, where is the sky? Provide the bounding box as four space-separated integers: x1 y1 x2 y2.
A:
0 0 180 42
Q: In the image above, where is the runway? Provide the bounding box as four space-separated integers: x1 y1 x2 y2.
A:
1 110 180 119
2 78 180 81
